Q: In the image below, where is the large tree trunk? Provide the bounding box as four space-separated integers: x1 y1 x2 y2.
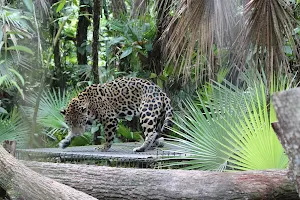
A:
76 0 92 66
0 145 96 200
92 0 101 145
272 87 300 198
22 161 298 200
92 0 100 84
147 0 172 76
50 6 65 91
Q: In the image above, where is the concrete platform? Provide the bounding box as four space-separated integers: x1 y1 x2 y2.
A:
16 143 184 168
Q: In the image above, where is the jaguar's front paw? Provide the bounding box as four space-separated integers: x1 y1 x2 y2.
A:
59 139 70 149
95 145 110 152
133 147 145 152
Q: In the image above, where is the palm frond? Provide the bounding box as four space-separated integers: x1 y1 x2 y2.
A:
161 0 240 82
22 89 78 139
0 59 25 98
163 69 293 171
0 6 34 42
34 0 50 16
0 108 29 148
233 0 300 79
219 83 288 170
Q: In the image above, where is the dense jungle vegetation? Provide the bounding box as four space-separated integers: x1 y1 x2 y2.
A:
0 0 300 171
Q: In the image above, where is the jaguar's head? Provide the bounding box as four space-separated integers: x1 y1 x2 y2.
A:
61 98 89 137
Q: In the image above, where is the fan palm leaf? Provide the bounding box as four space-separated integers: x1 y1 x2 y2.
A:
23 89 78 139
164 69 293 171
0 108 29 148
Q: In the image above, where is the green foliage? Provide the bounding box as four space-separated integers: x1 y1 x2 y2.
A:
117 123 143 142
165 70 293 171
0 108 29 148
23 88 97 147
0 64 25 99
23 89 77 140
0 6 34 53
106 15 156 74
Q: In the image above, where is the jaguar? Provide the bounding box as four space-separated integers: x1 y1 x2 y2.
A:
60 77 173 152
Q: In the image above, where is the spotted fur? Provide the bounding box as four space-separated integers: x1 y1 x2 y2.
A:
60 77 173 152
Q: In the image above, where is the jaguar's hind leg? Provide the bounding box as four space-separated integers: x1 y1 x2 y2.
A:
133 114 159 152
152 137 164 148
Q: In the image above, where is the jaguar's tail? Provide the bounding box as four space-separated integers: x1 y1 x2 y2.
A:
161 96 173 134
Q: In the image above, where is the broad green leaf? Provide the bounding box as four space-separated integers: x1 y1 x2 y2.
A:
0 107 8 114
145 43 152 51
149 73 157 78
120 47 132 59
56 0 67 13
159 74 168 81
23 0 33 12
73 0 78 6
135 45 143 49
6 45 34 55
8 68 24 85
108 37 125 46
91 125 99 134
284 45 293 56
11 80 24 99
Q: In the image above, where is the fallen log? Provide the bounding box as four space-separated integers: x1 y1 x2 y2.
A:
272 87 300 198
22 161 298 200
0 145 97 200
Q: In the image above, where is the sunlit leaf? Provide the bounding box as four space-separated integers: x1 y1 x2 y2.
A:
0 107 8 114
120 47 132 59
163 69 293 171
8 68 24 85
23 0 33 12
6 45 34 55
56 0 67 13
10 80 24 99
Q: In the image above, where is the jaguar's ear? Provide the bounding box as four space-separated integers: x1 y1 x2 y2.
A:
60 109 66 115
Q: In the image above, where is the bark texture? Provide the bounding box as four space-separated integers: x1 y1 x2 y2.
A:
0 145 97 200
92 0 101 144
23 161 298 200
131 0 147 18
76 0 92 65
272 87 300 197
111 0 127 18
148 0 172 75
92 0 100 84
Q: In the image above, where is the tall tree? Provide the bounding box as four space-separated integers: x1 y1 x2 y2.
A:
49 0 64 91
76 0 92 65
92 0 101 144
147 0 172 75
92 0 100 84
